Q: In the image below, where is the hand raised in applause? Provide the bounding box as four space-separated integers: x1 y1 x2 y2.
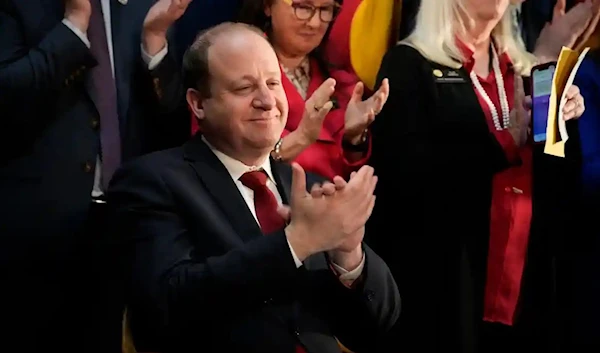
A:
534 0 600 63
64 0 91 32
284 164 377 262
143 0 192 55
343 79 389 145
297 78 337 144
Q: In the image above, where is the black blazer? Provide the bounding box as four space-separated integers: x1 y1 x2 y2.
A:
106 135 401 353
367 44 581 352
0 1 187 351
366 43 510 353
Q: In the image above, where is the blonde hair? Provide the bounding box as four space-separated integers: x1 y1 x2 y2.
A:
402 0 537 76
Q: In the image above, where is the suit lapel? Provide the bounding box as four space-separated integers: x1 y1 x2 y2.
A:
271 160 292 206
183 136 264 243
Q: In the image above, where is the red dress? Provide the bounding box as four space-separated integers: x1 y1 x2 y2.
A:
460 42 533 326
191 58 370 180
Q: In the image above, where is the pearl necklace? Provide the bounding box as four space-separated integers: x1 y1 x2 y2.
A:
469 45 511 131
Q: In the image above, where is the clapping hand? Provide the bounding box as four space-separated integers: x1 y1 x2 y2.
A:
344 79 390 144
534 0 600 63
297 78 337 143
283 164 377 265
143 0 192 55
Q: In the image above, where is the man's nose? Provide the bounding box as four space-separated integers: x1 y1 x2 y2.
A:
253 86 276 109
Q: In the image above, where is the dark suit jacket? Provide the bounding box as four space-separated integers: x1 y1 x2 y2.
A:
106 135 401 353
366 44 579 353
0 1 187 351
567 51 600 350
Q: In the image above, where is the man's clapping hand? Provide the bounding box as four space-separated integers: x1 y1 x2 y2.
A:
283 164 377 264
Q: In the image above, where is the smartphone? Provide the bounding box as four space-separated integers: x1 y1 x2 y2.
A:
531 62 556 143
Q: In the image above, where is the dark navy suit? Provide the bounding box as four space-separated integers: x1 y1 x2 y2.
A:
568 52 600 350
0 0 188 351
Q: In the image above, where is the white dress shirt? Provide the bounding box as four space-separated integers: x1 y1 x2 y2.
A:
202 138 365 281
62 0 168 197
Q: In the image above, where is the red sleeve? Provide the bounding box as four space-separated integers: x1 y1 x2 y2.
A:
492 129 520 165
341 130 372 171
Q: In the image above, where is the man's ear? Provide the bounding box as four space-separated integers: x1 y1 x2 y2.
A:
186 88 206 120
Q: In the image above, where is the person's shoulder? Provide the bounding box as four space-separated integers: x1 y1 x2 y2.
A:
383 42 431 65
131 146 182 169
111 147 184 186
378 42 439 88
380 42 440 77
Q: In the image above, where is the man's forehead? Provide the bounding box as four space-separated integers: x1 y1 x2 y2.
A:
208 32 279 79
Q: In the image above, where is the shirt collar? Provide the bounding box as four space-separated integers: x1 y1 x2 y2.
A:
455 37 513 76
202 136 276 184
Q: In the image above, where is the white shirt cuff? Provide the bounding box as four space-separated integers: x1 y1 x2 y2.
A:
141 43 168 70
62 19 90 48
331 252 365 281
287 239 303 268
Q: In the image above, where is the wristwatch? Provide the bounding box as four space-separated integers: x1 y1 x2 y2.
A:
271 138 283 161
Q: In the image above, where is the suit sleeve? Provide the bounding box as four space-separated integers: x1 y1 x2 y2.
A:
573 57 599 163
316 245 401 353
144 32 185 115
0 5 95 120
107 161 304 332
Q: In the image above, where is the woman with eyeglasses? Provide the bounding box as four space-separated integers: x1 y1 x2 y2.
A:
202 0 389 181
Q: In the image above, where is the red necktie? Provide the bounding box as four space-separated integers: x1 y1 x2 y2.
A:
239 170 286 234
239 171 307 353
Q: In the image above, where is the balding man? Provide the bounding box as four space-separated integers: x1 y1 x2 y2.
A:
107 22 400 353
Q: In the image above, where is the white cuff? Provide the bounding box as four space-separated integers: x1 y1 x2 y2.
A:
287 239 303 268
141 43 168 70
62 19 90 48
331 252 365 281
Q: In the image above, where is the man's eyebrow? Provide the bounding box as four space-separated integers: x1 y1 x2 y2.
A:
265 71 282 78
